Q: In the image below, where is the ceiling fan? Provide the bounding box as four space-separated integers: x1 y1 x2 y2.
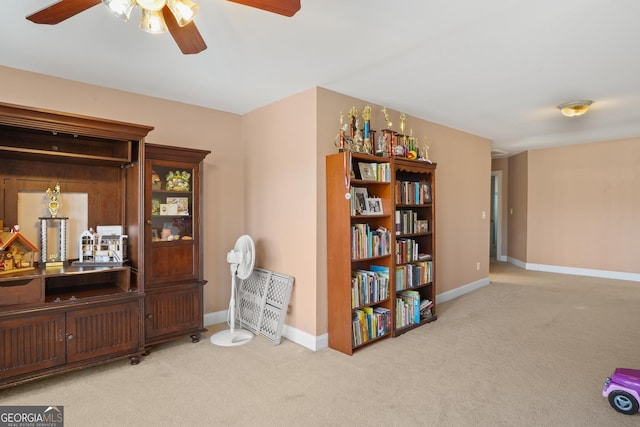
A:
25 0 301 55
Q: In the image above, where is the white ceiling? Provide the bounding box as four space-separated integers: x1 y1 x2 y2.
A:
3 1 640 157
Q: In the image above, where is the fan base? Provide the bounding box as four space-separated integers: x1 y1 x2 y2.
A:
210 329 254 347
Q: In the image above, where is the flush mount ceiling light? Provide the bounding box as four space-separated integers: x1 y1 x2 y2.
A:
557 100 593 118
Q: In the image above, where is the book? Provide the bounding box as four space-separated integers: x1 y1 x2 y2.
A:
398 290 420 324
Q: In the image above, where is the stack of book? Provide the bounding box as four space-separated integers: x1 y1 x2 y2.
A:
351 266 390 308
352 306 392 346
351 224 391 260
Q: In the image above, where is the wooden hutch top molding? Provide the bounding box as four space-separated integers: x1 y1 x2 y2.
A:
0 102 154 141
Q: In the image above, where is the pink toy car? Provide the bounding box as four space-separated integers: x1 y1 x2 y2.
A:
603 368 640 415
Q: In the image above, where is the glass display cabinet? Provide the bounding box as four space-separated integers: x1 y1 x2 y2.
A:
143 143 210 349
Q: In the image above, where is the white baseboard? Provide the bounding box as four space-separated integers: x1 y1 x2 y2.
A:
204 310 327 351
436 276 490 304
521 261 640 282
282 325 328 351
506 257 640 282
507 256 527 269
203 311 228 327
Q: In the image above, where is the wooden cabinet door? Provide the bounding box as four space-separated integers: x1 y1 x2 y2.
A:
144 157 201 287
144 285 202 340
66 301 140 364
0 313 66 380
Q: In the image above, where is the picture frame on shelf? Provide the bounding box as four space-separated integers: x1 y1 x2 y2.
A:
353 187 369 215
358 162 376 181
423 182 432 203
166 197 189 215
152 198 161 216
366 197 383 214
160 203 178 216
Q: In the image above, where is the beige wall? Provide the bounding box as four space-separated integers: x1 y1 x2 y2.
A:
241 88 320 334
507 152 528 262
1 66 493 342
527 139 640 273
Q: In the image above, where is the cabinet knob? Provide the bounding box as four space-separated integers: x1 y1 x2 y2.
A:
146 219 152 225
147 314 153 319
67 334 74 340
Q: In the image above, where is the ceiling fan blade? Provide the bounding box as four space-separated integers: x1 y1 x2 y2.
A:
26 0 101 25
227 0 301 17
162 7 207 55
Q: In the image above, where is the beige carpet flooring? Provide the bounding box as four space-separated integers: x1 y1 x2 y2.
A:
1 261 639 426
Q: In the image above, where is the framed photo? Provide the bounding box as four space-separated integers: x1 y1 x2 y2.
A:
358 162 376 181
422 182 432 203
365 197 383 215
160 203 178 216
166 197 189 215
151 228 160 241
152 198 161 216
353 187 369 215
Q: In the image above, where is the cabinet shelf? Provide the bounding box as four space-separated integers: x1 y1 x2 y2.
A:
395 314 438 335
396 232 432 238
352 332 391 350
397 281 433 291
396 203 432 208
45 284 130 303
0 146 132 166
352 214 391 220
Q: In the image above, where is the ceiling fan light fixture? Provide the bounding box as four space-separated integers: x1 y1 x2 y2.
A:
140 8 167 33
135 0 167 11
557 100 593 118
103 0 136 22
167 0 199 27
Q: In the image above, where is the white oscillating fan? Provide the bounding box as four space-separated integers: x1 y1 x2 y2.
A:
210 235 255 346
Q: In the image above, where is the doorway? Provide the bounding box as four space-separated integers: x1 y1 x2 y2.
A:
490 171 503 261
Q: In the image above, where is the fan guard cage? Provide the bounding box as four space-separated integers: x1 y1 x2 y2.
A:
237 267 294 345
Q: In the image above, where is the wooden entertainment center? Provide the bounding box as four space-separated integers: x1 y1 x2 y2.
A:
0 102 210 388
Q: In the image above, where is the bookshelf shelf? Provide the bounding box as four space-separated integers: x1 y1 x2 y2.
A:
327 152 437 355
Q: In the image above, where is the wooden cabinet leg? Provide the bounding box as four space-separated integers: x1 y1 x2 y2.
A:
130 355 141 365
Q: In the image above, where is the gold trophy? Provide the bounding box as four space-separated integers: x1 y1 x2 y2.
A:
46 183 61 217
421 137 433 163
362 105 372 154
347 106 358 138
377 107 392 157
334 112 346 152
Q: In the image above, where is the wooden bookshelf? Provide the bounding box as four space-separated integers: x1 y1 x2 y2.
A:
391 157 437 336
326 152 437 355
